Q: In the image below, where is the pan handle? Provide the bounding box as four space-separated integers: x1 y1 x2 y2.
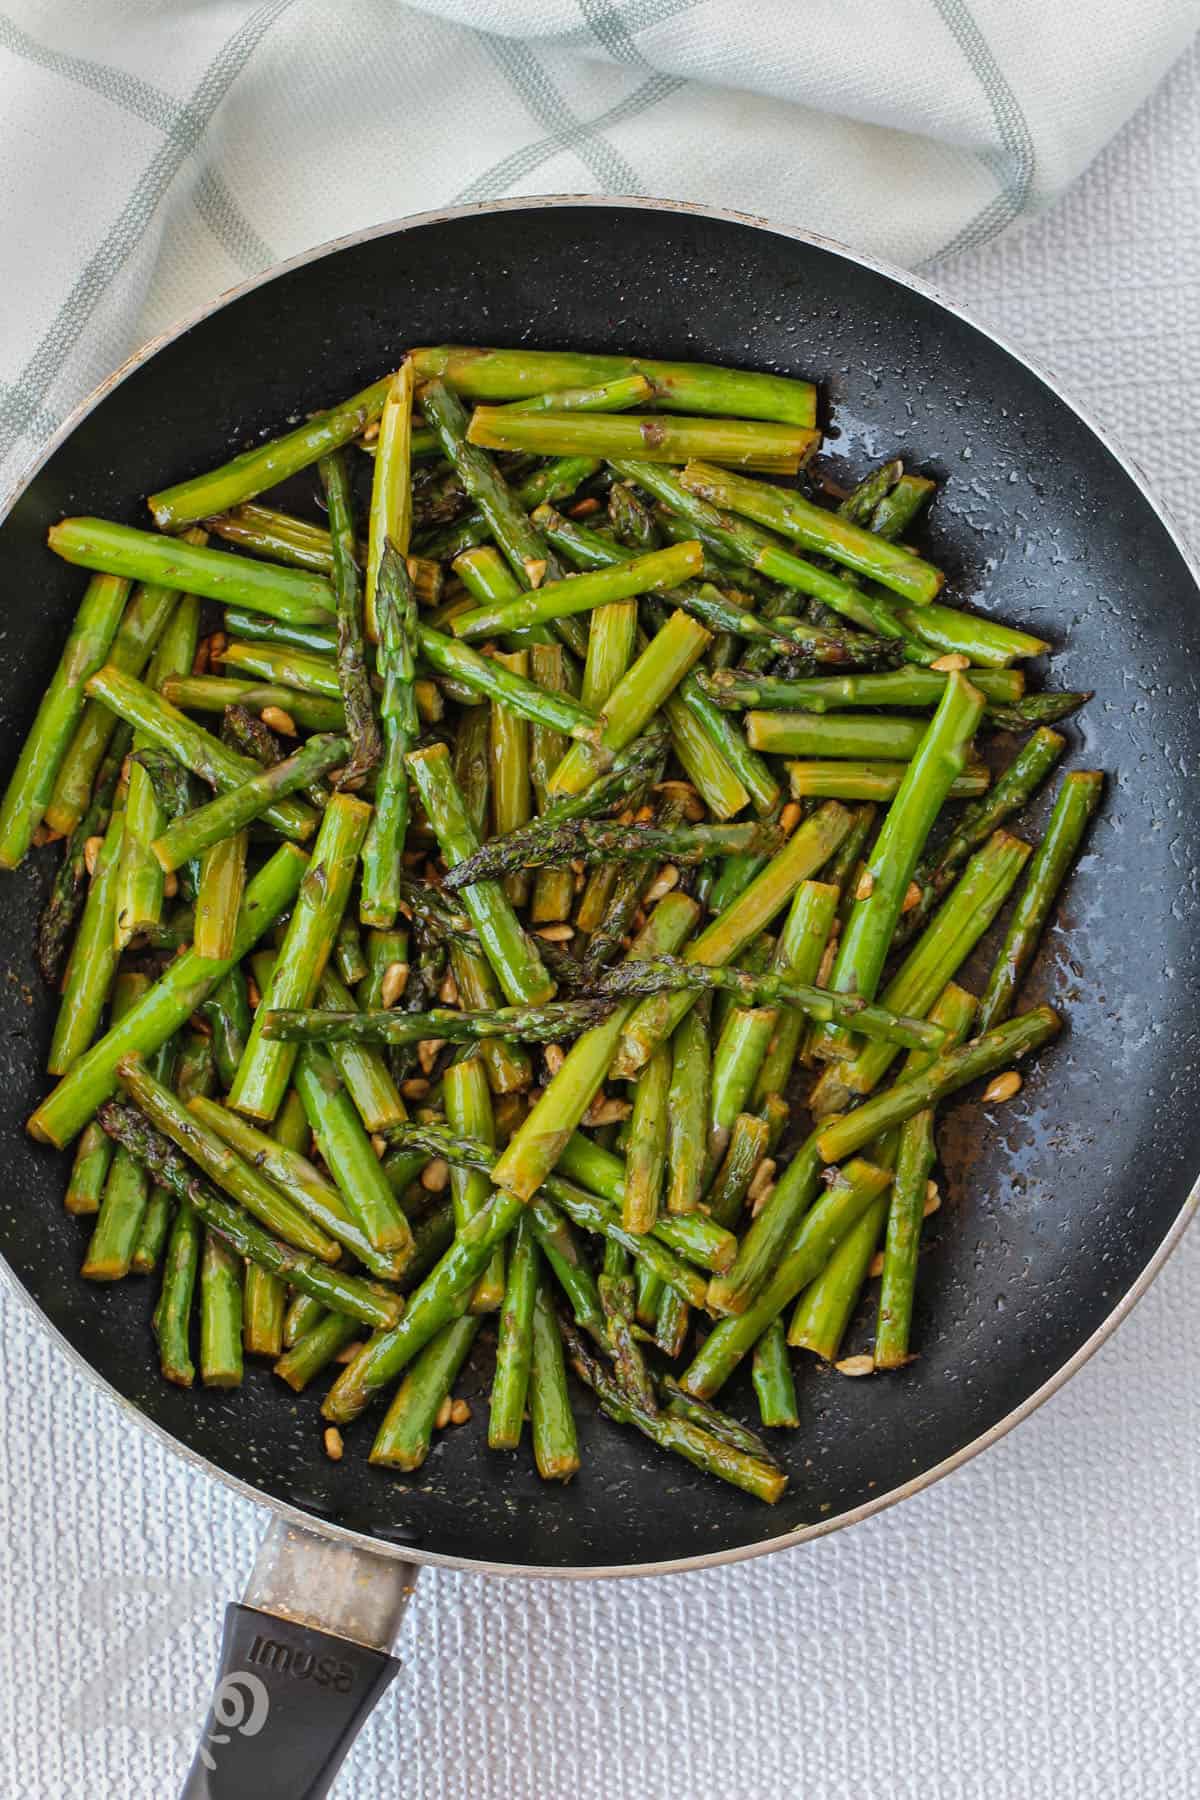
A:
180 1516 419 1798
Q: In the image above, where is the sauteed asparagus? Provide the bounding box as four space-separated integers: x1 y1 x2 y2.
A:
5 345 1102 1505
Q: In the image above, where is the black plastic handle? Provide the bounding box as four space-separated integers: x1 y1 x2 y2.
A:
181 1603 400 1799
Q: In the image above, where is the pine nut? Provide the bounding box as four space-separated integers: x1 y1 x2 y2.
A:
536 923 574 942
420 1157 450 1194
417 1038 446 1075
323 1427 344 1461
84 835 105 877
854 867 875 901
901 881 922 914
370 1134 387 1160
544 1044 565 1079
449 1399 471 1425
334 1341 364 1364
438 969 459 1006
924 1181 941 1217
868 1251 885 1279
779 802 803 836
380 960 409 1007
835 1355 876 1377
401 1077 430 1099
261 705 296 736
163 871 179 898
930 652 971 672
982 1070 1022 1104
435 1395 453 1430
643 865 679 904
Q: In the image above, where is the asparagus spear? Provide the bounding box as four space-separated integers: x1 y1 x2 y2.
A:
200 1235 244 1387
527 642 576 923
162 676 344 733
612 801 852 1076
444 1056 506 1313
816 673 985 1047
319 447 381 781
666 1001 712 1215
84 665 316 841
409 344 818 425
360 547 419 926
746 712 933 759
0 573 129 868
369 1315 481 1470
313 965 407 1134
364 361 415 641
468 408 818 475
261 997 616 1045
785 760 991 803
47 798 124 1075
443 818 780 889
623 1040 670 1233
29 843 307 1147
193 830 247 962
156 1198 201 1386
417 626 601 741
897 728 1065 945
218 641 341 697
45 576 178 837
295 1044 415 1260
529 1282 580 1481
274 1310 361 1391
678 462 943 603
810 829 1032 1113
223 608 339 654
681 1158 894 1399
702 666 1024 711
152 734 349 872
705 1112 772 1231
36 724 130 985
50 519 335 625
229 794 370 1121
787 1191 889 1363
451 541 704 640
594 954 944 1052
407 742 554 1006
488 892 699 1201
505 372 653 414
874 984 977 1369
98 1103 401 1327
199 967 251 1092
243 1260 287 1359
193 1097 410 1281
561 1316 786 1502
416 457 601 562
752 1316 799 1427
814 1007 1062 1163
489 650 533 906
976 773 1103 1034
147 372 396 528
489 1216 539 1449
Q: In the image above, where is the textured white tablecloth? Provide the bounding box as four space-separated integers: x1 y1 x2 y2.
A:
3 38 1200 1800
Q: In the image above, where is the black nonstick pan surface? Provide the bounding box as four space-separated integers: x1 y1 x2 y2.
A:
0 197 1196 1577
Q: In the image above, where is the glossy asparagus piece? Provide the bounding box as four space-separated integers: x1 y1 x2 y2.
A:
319 447 381 781
751 1316 799 1427
666 1002 712 1215
468 408 818 475
360 546 419 925
786 760 990 803
488 1215 539 1449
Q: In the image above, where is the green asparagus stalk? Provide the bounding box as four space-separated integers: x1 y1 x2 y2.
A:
364 361 414 641
82 1035 178 1281
704 665 1023 711
452 541 705 641
0 573 130 868
407 742 554 1006
681 1157 894 1398
447 941 533 1095
787 1192 888 1361
218 642 341 696
666 1002 712 1215
200 1235 244 1387
443 817 779 890
679 462 943 603
29 843 307 1147
193 830 247 961
785 760 991 803
746 712 933 759
818 673 985 1043
885 601 1049 668
468 408 818 475
416 456 601 562
417 625 601 740
199 967 251 1092
444 1056 506 1313
752 1316 799 1427
147 372 396 529
221 606 337 656
50 519 335 625
976 773 1103 1033
489 1215 539 1449
874 983 977 1369
119 1056 340 1260
369 1315 481 1470
99 1103 401 1327
623 1040 671 1233
409 344 818 426
452 701 491 839
152 735 349 872
489 650 533 905
64 971 146 1218
156 1198 201 1386
243 1260 287 1359
489 892 699 1201
810 829 1032 1112
294 1042 415 1261
612 802 852 1076
549 611 711 797
317 448 381 781
529 1282 580 1481
528 643 576 923
752 880 840 1103
274 1310 361 1391
815 1007 1062 1163
47 798 124 1074
322 1185 525 1423
360 546 419 925
193 1096 410 1281
161 676 345 732
84 665 316 841
36 724 131 985
561 1316 786 1502
313 966 406 1135
229 794 370 1120
44 576 178 836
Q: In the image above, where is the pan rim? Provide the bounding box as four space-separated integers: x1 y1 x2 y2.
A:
2 191 1197 1582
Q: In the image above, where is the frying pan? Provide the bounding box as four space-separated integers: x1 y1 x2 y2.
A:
1 196 1198 1798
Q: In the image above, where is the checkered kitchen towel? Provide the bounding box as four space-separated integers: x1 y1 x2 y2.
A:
1 0 1195 501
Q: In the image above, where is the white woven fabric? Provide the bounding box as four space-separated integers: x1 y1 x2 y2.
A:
3 13 1200 1799
1 0 1197 500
